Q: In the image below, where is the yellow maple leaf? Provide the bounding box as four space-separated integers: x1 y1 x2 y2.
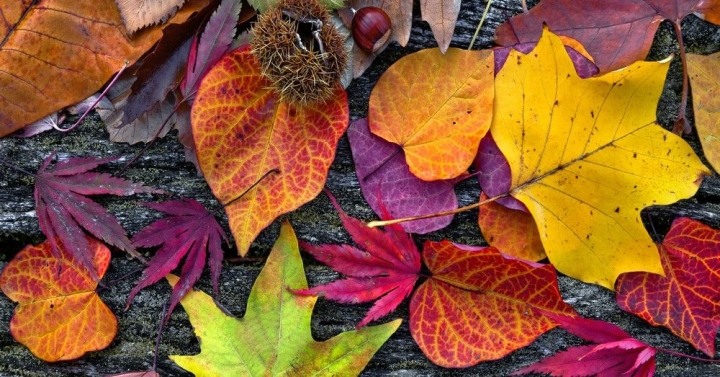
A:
491 28 710 289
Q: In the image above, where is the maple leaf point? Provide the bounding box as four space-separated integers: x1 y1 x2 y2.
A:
513 312 657 377
126 198 228 323
34 153 162 280
293 190 421 328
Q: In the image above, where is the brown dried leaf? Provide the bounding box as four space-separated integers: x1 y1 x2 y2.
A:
0 0 209 137
116 0 188 33
420 0 461 53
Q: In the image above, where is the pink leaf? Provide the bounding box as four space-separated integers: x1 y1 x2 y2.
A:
513 313 657 377
293 190 421 328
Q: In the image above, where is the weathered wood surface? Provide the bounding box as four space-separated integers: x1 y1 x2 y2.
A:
1 0 720 376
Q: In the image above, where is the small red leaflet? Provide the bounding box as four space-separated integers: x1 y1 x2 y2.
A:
513 313 656 377
126 198 228 322
34 153 160 280
293 190 421 328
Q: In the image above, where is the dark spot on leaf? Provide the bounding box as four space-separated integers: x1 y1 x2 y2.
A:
467 110 472 114
590 111 595 118
663 134 667 141
614 207 620 213
633 153 637 158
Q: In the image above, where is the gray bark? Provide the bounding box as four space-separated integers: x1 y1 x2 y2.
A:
1 0 719 376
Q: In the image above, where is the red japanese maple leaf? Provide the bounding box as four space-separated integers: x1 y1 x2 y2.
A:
34 154 159 280
513 313 657 377
126 199 228 321
616 217 720 356
293 190 421 328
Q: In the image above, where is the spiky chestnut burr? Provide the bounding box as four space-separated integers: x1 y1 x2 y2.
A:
251 0 348 105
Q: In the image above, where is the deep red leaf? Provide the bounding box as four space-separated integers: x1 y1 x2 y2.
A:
181 0 241 101
494 0 705 73
513 313 656 377
34 154 159 279
293 190 421 328
126 199 228 322
616 217 720 356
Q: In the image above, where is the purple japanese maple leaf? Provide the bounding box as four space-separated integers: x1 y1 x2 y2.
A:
34 154 159 280
126 199 228 322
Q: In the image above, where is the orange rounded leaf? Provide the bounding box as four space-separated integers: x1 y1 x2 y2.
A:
478 192 546 262
192 46 349 256
409 241 575 367
368 47 493 181
0 238 117 362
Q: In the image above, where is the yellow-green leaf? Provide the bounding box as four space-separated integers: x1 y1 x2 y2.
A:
369 47 494 181
169 221 400 376
491 28 710 289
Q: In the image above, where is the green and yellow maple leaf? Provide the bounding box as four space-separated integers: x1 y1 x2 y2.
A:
168 221 400 376
491 28 710 289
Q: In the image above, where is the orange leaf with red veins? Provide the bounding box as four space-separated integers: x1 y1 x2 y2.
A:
409 241 576 367
369 47 493 180
616 217 720 357
420 0 461 53
192 45 349 256
0 0 210 136
478 192 546 262
0 238 117 362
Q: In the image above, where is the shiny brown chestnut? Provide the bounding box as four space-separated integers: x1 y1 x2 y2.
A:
351 6 392 53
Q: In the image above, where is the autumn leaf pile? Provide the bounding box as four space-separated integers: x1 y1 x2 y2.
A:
1 0 720 376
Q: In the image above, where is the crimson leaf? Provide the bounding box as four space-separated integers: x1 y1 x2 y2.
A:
126 199 228 322
513 313 657 377
34 154 159 280
293 190 421 328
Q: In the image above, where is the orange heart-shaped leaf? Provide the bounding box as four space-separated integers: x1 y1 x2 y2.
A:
192 45 349 256
0 238 116 362
368 47 493 181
